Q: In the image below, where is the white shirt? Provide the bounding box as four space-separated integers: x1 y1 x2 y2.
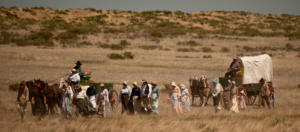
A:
76 90 86 99
99 89 109 102
66 86 74 99
141 84 152 97
69 73 80 82
211 83 221 97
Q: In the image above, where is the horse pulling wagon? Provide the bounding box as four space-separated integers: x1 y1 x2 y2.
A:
219 54 273 105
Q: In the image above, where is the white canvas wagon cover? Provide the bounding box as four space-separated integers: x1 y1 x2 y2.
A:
240 54 273 84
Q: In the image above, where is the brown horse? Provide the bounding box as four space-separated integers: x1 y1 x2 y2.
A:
26 80 63 116
189 76 211 106
45 83 63 114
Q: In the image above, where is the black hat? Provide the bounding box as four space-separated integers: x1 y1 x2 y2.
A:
259 78 265 83
76 61 82 65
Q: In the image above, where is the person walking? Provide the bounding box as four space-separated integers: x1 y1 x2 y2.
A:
238 85 247 110
120 81 131 114
260 78 271 108
150 82 160 114
140 80 152 113
97 84 110 117
180 84 190 113
211 79 222 112
17 81 29 121
130 82 141 114
61 81 74 119
169 82 182 114
230 81 239 113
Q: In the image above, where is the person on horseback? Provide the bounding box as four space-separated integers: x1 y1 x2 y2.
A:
225 58 241 78
74 61 83 78
69 69 80 90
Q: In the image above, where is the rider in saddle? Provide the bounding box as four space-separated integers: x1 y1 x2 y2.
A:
225 58 241 78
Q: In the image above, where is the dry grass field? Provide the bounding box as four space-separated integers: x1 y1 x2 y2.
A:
0 7 300 132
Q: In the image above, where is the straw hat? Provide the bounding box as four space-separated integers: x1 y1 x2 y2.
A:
100 83 105 87
123 81 128 85
133 82 138 86
151 82 157 86
171 81 176 86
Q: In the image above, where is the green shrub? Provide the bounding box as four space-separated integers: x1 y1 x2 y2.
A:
0 31 12 44
120 40 131 47
32 6 45 10
30 30 53 41
110 44 124 50
139 45 159 50
55 10 67 15
220 47 230 52
177 48 199 52
285 43 294 51
56 31 78 40
177 40 201 47
107 53 125 60
202 47 213 52
79 41 93 46
123 52 134 59
14 38 31 46
9 82 19 91
150 30 163 38
23 8 36 15
85 8 97 12
243 46 255 52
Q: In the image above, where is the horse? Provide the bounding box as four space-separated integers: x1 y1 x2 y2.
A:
26 79 63 116
45 83 63 115
189 76 211 107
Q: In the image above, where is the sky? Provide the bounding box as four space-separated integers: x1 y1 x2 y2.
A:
0 0 300 15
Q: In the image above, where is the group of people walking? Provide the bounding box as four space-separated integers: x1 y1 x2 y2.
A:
210 77 275 113
119 80 160 114
16 60 275 121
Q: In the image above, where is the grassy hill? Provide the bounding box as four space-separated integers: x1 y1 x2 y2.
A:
1 7 300 47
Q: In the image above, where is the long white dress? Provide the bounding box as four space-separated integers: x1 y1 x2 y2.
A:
181 88 190 112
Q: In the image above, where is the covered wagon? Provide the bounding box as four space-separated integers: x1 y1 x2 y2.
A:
219 54 273 104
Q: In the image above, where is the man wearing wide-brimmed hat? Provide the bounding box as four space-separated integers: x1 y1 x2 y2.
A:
120 81 131 114
259 78 270 108
130 82 141 114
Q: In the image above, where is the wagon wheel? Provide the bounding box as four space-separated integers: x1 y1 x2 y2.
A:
247 95 257 105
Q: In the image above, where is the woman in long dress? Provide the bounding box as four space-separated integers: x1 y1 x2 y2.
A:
62 82 74 119
180 84 190 113
151 82 159 114
97 84 110 117
169 82 182 114
230 81 239 113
